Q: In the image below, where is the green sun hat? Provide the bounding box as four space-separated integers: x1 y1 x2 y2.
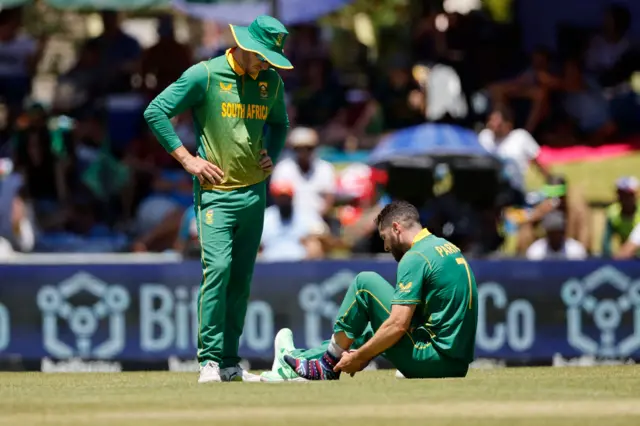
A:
229 15 293 69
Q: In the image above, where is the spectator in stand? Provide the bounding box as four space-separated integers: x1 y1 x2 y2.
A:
556 57 616 145
322 85 383 151
488 47 555 133
0 161 35 257
59 108 130 231
90 11 141 94
479 105 549 204
517 175 591 255
585 4 632 78
0 7 44 137
174 204 200 259
259 180 327 261
526 211 587 260
374 55 425 131
141 15 192 99
11 103 69 218
271 127 337 226
130 166 192 253
292 57 347 133
284 25 325 91
616 221 640 259
123 116 190 218
337 163 389 255
602 177 640 257
52 38 105 116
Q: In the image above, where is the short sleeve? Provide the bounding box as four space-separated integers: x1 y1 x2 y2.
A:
629 223 640 246
518 130 541 160
567 240 588 260
261 207 278 243
318 161 337 194
478 129 495 152
271 159 295 182
526 239 546 260
391 252 428 305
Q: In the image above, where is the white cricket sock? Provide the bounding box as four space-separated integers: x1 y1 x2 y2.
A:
327 335 346 358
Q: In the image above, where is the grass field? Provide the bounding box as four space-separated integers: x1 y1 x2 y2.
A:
526 153 640 203
1 366 640 426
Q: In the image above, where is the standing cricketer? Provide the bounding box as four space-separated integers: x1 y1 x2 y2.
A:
144 15 292 383
262 200 477 381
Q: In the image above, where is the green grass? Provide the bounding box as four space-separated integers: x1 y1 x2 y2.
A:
1 367 640 425
526 153 640 203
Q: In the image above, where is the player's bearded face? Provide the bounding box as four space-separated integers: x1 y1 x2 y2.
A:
380 226 408 262
390 241 406 262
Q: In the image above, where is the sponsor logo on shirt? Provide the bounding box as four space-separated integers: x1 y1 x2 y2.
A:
220 82 233 93
398 282 412 292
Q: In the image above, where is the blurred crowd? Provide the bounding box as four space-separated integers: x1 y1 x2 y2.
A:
1 4 640 261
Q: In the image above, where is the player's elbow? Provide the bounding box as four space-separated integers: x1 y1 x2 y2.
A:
143 103 158 125
389 317 410 335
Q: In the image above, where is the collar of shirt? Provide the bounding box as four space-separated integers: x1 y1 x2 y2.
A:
226 47 259 80
412 228 431 246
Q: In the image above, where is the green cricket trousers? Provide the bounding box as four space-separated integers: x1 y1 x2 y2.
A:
293 272 470 378
195 180 266 368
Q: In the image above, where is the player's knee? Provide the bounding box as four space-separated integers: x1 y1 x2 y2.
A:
207 256 231 277
353 271 384 290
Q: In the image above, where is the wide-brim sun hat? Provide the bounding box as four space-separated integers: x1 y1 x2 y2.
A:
289 127 319 148
229 15 293 69
616 176 639 193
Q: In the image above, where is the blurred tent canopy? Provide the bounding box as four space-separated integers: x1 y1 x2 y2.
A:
368 123 495 168
0 0 168 9
173 0 355 25
0 0 355 24
369 123 502 210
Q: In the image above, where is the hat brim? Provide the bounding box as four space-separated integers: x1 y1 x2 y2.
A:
230 24 293 70
291 141 318 148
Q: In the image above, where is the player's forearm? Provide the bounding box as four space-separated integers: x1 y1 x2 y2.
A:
616 242 639 259
143 102 183 153
265 122 288 163
170 146 195 167
354 319 405 362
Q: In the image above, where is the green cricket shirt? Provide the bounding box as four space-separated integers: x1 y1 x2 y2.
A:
144 48 289 191
391 229 478 363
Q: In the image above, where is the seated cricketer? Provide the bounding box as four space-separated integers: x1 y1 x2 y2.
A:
261 200 478 381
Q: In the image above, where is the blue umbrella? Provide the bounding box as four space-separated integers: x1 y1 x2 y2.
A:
368 123 492 166
172 0 353 25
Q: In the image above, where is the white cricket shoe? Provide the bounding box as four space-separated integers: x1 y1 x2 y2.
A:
220 365 261 382
395 370 406 379
260 328 307 382
198 361 221 383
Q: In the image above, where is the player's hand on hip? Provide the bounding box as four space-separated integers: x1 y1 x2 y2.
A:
183 155 224 185
258 149 273 172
